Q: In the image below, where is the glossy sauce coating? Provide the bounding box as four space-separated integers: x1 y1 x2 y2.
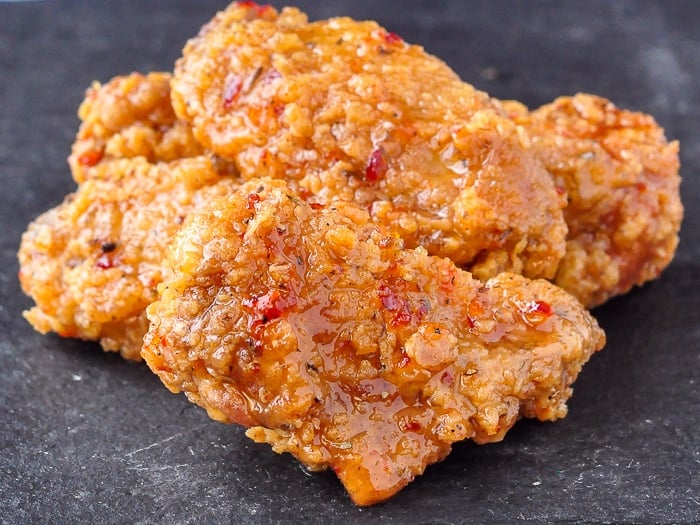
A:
142 178 605 505
171 3 567 279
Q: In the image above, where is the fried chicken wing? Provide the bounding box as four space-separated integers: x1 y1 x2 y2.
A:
69 72 204 184
503 95 683 306
19 154 240 360
142 178 605 505
171 3 567 280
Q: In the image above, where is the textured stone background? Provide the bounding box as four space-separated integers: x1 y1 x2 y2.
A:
1 1 698 523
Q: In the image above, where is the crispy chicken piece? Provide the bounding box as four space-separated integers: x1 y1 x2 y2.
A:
18 156 240 360
142 178 605 505
69 72 204 184
20 72 240 359
171 3 567 280
503 95 683 306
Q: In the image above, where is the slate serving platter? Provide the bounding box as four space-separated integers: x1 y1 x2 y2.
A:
1 1 698 523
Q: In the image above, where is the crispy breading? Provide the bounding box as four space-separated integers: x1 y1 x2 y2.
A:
503 95 683 306
20 73 240 359
171 3 567 280
18 156 240 359
69 72 204 183
142 178 605 505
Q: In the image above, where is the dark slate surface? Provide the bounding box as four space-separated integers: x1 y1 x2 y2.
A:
1 1 698 523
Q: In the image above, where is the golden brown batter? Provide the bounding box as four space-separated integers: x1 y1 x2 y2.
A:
69 72 204 183
503 95 683 306
18 156 240 359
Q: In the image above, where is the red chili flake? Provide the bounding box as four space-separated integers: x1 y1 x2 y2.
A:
378 283 401 311
250 362 261 374
379 283 413 326
466 315 476 329
365 148 388 182
223 75 243 109
636 182 647 192
400 419 421 432
555 185 566 196
246 193 261 210
383 31 403 45
297 187 312 201
78 150 103 167
96 253 113 269
527 300 553 316
258 289 297 319
440 370 454 385
522 300 554 326
244 289 297 321
236 1 272 16
310 202 324 210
